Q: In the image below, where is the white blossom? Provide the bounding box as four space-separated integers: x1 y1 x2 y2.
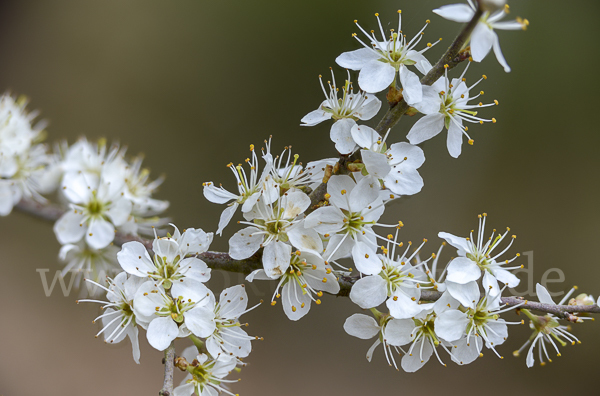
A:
53 172 133 249
247 251 339 320
351 124 425 196
301 69 381 154
59 241 120 297
336 11 438 101
133 279 213 351
514 284 583 367
407 62 498 158
118 225 212 287
203 143 278 235
174 347 238 396
343 312 410 369
438 213 521 306
433 1 528 72
0 94 55 215
201 285 261 359
229 189 321 278
305 175 389 264
77 272 148 364
350 231 434 319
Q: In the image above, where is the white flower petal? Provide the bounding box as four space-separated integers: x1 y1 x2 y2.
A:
358 60 396 93
336 48 381 70
349 275 387 309
343 313 380 339
351 242 382 276
228 226 263 260
330 118 358 154
435 310 469 342
146 316 178 351
117 241 155 277
300 108 331 126
433 4 475 23
53 211 86 245
446 257 481 284
406 113 445 145
262 241 292 279
86 218 115 249
471 22 495 62
399 66 423 105
446 280 480 308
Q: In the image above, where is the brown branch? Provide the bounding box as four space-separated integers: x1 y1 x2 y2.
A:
158 342 176 396
15 199 262 274
14 198 600 320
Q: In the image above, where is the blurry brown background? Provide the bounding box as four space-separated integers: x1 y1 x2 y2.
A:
1 0 599 395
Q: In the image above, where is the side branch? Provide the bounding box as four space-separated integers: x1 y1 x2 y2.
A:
15 199 262 274
14 199 600 320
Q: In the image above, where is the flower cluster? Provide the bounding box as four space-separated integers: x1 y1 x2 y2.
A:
0 94 57 216
344 214 527 372
302 4 527 158
52 138 169 294
80 224 261 373
7 1 599 395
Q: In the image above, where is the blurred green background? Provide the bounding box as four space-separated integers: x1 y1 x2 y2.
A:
1 0 599 395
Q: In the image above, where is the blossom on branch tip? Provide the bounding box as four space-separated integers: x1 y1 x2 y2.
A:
514 284 584 367
301 69 381 154
336 11 438 100
433 1 528 72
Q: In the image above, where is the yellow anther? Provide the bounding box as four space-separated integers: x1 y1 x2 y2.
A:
322 278 328 283
316 299 322 305
340 189 347 195
387 234 393 240
292 306 297 312
468 139 474 145
492 118 497 123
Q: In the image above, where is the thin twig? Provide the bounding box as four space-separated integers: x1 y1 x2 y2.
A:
158 342 176 396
